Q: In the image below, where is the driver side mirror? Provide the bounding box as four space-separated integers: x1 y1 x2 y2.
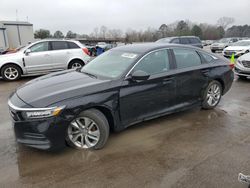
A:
129 70 150 81
25 49 31 55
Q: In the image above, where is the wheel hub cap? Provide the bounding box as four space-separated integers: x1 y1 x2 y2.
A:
68 117 100 149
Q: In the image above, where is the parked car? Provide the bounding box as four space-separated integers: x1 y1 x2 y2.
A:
234 52 250 79
156 36 203 48
223 40 250 58
210 38 239 53
8 43 234 150
96 42 108 49
0 39 90 81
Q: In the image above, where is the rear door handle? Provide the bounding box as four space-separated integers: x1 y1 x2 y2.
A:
162 77 174 84
201 69 210 74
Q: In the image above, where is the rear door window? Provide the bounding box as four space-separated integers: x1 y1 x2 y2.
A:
180 38 190 44
51 41 69 50
173 48 202 69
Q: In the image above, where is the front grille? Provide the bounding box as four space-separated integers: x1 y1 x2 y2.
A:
242 61 250 68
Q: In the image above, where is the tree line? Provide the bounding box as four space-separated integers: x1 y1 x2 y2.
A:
34 17 250 43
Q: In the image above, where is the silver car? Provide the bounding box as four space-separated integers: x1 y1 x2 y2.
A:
0 39 90 81
210 38 239 53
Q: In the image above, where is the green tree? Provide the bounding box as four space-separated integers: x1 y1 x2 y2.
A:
53 30 64 38
66 31 77 38
191 25 203 39
34 29 51 39
216 26 225 38
175 20 190 36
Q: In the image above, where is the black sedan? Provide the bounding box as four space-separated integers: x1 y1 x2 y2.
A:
8 43 234 150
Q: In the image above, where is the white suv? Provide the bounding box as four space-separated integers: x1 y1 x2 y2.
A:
0 39 90 81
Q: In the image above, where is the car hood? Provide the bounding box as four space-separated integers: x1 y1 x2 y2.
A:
224 46 250 51
238 52 250 61
16 70 112 107
0 52 22 61
212 43 226 46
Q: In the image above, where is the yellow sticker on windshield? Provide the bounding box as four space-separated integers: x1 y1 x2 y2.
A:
121 53 137 59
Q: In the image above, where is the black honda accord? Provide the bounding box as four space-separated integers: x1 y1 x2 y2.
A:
8 43 234 150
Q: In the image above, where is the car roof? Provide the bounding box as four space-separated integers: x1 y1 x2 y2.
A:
159 36 200 40
38 39 77 42
113 42 199 54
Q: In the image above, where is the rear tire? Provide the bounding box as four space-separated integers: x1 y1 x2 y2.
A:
1 64 21 81
68 60 84 69
202 81 222 110
66 109 110 150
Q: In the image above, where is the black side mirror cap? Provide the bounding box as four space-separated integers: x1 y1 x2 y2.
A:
130 70 150 81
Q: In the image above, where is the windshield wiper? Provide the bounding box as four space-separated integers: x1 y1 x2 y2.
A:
81 71 97 78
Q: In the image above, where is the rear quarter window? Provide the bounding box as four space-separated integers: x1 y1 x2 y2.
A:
188 38 201 44
51 41 68 50
200 52 216 63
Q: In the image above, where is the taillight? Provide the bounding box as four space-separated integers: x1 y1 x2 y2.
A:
82 48 90 56
229 63 235 69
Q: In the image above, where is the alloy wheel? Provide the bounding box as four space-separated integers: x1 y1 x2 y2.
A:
206 83 221 106
4 67 19 80
67 117 100 149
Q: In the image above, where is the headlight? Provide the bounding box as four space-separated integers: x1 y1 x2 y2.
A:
23 106 65 119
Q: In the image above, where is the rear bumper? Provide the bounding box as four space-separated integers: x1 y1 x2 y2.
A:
211 46 224 51
222 70 234 95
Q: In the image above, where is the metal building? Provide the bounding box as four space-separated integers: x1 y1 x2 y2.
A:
0 21 34 51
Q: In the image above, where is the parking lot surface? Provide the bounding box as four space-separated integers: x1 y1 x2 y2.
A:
0 48 250 188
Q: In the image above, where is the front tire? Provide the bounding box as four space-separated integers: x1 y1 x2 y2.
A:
1 64 21 81
66 109 109 150
202 81 222 109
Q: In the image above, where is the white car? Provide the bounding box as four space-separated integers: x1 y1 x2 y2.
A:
234 52 250 79
223 40 250 58
0 39 90 81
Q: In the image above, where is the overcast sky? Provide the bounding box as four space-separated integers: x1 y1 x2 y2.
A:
0 0 249 35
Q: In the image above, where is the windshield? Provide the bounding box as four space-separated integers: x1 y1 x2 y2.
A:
231 41 250 46
81 50 139 79
155 38 172 43
218 38 231 43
